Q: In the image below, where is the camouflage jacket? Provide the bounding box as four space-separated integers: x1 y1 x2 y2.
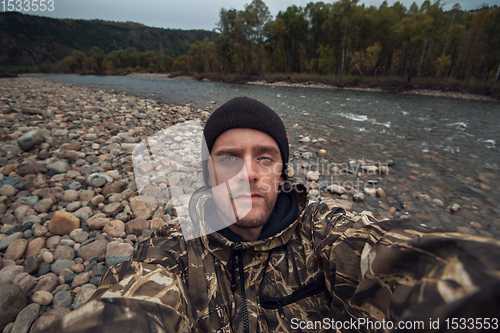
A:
44 184 500 332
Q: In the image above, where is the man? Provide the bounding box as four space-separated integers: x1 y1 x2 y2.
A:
44 97 500 332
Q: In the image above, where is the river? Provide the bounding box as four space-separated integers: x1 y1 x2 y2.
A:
38 74 500 238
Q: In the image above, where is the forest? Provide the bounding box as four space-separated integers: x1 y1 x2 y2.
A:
15 1 500 91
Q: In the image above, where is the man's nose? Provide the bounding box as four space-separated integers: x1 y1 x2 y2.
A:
241 158 258 182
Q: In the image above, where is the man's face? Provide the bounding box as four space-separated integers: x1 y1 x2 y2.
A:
208 128 284 230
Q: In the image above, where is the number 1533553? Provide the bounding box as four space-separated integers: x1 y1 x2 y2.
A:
2 0 55 12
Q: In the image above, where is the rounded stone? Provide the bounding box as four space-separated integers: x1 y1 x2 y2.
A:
376 188 386 197
17 130 44 151
87 216 109 230
90 195 105 206
61 190 80 202
0 232 24 251
77 239 108 261
87 174 107 188
33 198 54 213
103 220 125 238
31 273 58 294
47 161 71 174
305 171 319 182
69 228 89 243
50 259 76 275
4 238 28 261
66 201 82 212
53 245 75 261
52 288 72 309
125 218 150 236
49 211 81 235
29 307 71 333
10 302 40 333
0 184 18 197
72 284 97 310
26 237 46 258
79 190 95 202
0 281 27 328
470 221 482 229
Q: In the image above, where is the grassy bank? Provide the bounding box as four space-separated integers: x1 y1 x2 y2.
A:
194 72 500 101
3 64 498 101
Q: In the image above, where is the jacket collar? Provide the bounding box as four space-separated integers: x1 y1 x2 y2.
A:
198 183 308 259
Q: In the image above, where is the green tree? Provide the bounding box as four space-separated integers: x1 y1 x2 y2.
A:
90 46 105 74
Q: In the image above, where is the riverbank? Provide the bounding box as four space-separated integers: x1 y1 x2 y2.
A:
127 72 500 103
0 77 498 331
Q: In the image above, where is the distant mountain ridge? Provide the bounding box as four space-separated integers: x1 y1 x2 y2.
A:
0 12 212 67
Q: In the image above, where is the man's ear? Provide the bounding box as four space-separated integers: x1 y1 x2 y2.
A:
280 176 284 186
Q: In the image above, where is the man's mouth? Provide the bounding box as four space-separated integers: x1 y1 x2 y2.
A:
234 193 264 200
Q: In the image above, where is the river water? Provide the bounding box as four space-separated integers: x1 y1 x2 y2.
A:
39 74 500 238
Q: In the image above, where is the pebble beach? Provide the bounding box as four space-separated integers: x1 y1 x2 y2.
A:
0 77 498 332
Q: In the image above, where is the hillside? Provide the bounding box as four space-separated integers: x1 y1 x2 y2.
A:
0 12 212 67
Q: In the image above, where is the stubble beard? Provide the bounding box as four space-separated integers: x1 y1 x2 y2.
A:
215 186 278 229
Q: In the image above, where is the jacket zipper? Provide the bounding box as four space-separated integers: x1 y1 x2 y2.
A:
233 243 249 333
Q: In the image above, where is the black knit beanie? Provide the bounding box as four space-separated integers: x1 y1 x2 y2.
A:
202 97 289 185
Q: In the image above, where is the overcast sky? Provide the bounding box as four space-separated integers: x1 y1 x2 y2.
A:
13 0 500 30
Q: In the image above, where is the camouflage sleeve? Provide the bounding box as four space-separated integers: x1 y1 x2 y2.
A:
41 227 198 333
316 209 500 332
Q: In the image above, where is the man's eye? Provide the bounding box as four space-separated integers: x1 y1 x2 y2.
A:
260 157 272 162
220 156 238 163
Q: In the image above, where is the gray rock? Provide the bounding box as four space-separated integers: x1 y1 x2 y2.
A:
72 284 97 310
87 173 106 188
17 130 44 151
50 259 75 275
47 161 71 174
10 302 40 333
305 171 320 182
66 201 82 212
53 246 75 261
169 186 184 198
86 155 98 164
72 206 92 223
52 287 72 309
24 256 40 275
68 182 82 190
69 229 89 244
31 224 47 237
20 196 39 207
46 236 61 251
77 239 108 261
33 198 53 213
83 134 97 141
37 262 51 276
59 239 75 247
102 202 123 215
302 152 313 159
80 166 103 175
61 190 79 202
353 193 365 202
105 255 131 267
326 184 346 195
0 176 24 190
0 233 24 251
